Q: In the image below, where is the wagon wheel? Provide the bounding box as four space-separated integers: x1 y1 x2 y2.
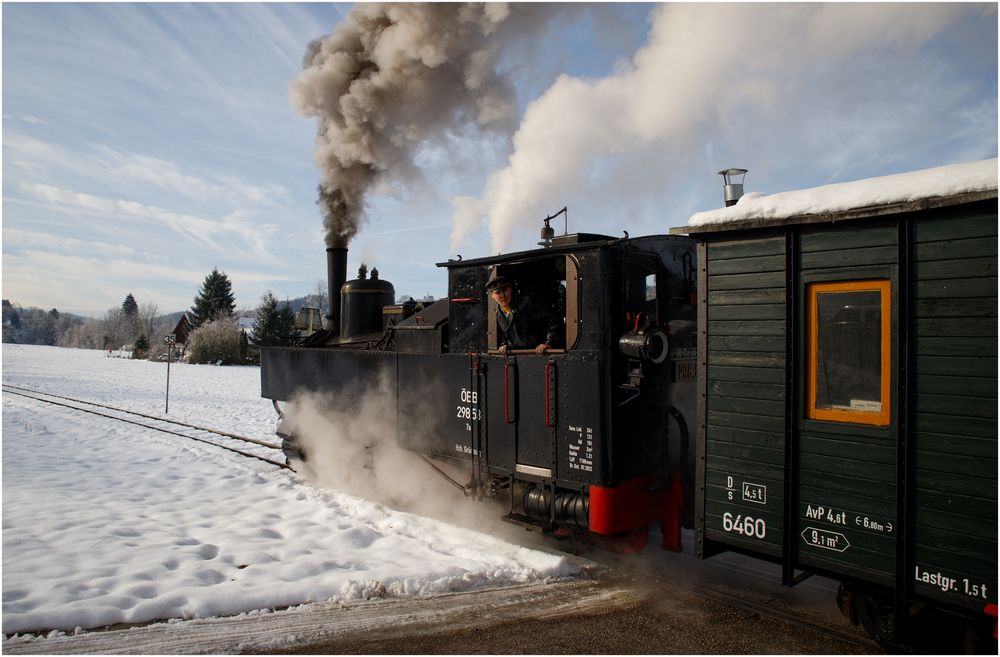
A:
855 591 901 651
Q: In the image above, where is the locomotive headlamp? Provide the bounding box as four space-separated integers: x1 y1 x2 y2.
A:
618 326 669 365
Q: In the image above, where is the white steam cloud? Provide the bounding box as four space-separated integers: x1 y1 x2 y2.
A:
282 375 518 537
289 2 568 248
450 3 969 253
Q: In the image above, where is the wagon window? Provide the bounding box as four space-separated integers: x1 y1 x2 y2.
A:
807 280 890 426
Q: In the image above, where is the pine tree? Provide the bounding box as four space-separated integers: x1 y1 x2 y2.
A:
2 300 19 343
189 269 236 329
122 293 138 318
250 292 275 345
250 292 296 347
119 294 140 344
133 333 149 358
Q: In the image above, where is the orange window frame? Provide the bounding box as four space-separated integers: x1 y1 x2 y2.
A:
807 280 891 426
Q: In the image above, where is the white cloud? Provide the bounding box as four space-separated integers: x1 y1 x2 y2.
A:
1 113 46 125
4 133 292 210
2 250 205 315
17 182 274 259
2 228 139 259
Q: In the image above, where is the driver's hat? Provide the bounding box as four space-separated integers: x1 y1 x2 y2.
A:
485 276 514 293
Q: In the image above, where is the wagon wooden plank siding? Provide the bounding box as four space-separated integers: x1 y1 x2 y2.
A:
699 234 788 560
795 222 900 583
911 208 997 609
674 159 997 646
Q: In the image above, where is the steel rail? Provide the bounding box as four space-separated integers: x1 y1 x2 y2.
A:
2 386 289 470
670 576 872 650
2 383 281 449
583 548 877 651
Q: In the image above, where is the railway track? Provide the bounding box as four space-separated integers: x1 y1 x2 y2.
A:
653 569 872 650
571 536 877 651
1 383 289 470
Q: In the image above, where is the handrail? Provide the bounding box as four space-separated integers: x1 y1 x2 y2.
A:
488 348 566 355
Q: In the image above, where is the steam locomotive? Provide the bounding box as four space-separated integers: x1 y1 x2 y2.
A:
261 164 997 652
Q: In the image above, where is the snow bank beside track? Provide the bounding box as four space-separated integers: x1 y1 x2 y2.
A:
2 345 580 636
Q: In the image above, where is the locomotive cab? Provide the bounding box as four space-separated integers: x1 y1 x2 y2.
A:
420 232 697 550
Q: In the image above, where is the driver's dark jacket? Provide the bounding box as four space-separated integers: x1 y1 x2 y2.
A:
495 295 561 349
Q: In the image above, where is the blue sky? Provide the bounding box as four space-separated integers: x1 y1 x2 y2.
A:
3 3 997 317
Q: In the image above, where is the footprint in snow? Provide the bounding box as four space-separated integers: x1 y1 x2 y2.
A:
198 544 220 559
255 528 282 539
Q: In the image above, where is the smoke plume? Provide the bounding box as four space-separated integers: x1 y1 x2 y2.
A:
290 2 564 248
450 3 971 253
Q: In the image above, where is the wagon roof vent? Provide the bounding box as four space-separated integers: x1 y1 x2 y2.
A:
719 168 748 207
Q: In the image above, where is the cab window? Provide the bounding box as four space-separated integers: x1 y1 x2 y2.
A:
623 253 659 331
487 256 578 353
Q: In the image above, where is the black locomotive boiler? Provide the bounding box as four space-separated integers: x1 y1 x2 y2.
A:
261 162 997 652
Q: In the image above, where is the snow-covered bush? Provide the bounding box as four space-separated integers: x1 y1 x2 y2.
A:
186 317 241 365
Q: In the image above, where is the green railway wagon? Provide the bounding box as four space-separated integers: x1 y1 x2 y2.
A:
673 160 998 651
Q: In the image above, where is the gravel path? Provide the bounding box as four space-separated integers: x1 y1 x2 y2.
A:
5 575 877 655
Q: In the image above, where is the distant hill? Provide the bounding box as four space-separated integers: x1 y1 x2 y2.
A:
159 310 188 327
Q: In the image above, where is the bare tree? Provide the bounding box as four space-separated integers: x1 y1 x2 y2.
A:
100 307 128 350
311 279 328 314
73 318 108 349
54 313 86 348
138 302 160 342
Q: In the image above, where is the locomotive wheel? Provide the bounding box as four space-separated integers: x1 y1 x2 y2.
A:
591 526 650 554
279 434 310 474
557 526 649 555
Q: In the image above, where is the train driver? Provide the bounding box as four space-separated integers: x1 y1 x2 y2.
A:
486 276 561 355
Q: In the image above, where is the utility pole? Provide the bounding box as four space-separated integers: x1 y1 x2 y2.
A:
164 334 176 413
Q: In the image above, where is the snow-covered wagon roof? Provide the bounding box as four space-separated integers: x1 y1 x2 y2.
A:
673 158 998 235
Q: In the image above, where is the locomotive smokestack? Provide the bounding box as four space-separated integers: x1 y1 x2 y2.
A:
719 168 748 207
326 246 348 336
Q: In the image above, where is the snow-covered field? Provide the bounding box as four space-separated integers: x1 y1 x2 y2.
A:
1 345 578 638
